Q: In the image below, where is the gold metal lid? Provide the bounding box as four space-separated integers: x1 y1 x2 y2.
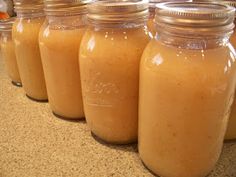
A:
155 2 235 37
221 0 236 17
0 17 15 31
87 0 149 27
149 0 191 8
44 0 92 16
14 0 44 13
224 0 236 7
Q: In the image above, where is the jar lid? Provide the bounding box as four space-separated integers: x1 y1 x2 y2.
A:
0 17 15 31
222 1 236 16
87 0 149 27
224 0 236 7
14 0 44 13
44 0 92 16
149 0 191 8
155 2 235 37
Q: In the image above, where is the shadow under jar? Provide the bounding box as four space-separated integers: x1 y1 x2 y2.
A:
223 0 236 140
0 18 21 87
79 0 150 144
39 0 91 119
12 0 47 101
139 2 236 177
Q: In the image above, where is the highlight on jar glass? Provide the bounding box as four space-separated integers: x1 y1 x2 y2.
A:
12 0 47 101
223 0 236 140
39 0 91 119
79 0 150 144
0 18 21 86
139 2 236 177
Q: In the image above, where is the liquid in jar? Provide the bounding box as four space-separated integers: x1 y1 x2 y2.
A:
79 0 150 144
0 19 21 86
39 1 89 119
139 2 236 177
12 0 47 101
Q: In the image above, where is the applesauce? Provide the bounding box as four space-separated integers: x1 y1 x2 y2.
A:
226 28 236 140
226 29 236 140
39 1 89 119
0 18 21 86
80 0 150 144
12 0 47 101
139 2 236 177
225 1 236 140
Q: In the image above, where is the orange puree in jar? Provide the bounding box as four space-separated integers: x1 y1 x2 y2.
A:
12 0 47 101
0 18 21 86
139 2 236 177
39 0 90 119
79 0 150 144
226 15 236 140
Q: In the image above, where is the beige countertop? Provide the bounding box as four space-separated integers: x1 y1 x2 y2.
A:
0 58 236 177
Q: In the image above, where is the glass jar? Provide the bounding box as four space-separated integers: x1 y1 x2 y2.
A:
0 18 21 86
148 0 157 37
223 0 236 140
148 0 190 37
39 0 90 119
12 0 47 101
79 0 150 144
139 2 236 177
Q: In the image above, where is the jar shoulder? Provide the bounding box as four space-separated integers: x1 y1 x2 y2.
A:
140 39 236 85
80 27 150 56
12 17 45 35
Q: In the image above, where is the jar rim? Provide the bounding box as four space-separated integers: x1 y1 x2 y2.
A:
87 0 149 28
43 0 92 16
0 17 15 31
155 2 235 37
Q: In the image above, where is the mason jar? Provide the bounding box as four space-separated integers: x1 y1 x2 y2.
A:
139 2 236 177
12 0 47 101
0 18 21 86
39 0 91 119
148 0 191 37
79 0 150 144
223 0 236 140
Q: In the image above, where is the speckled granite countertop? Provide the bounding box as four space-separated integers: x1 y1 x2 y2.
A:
0 58 235 177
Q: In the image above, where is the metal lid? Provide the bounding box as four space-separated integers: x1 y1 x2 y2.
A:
14 0 44 13
0 17 15 31
155 2 235 37
87 0 149 27
221 0 236 18
223 0 236 7
149 0 191 8
44 0 92 16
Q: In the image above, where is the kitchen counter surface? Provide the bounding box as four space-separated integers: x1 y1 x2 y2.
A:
0 58 236 177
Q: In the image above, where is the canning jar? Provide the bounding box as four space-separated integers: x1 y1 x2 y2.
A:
79 0 150 144
139 2 236 177
0 18 21 86
148 0 157 36
223 0 236 140
39 0 91 119
12 0 47 101
148 0 190 37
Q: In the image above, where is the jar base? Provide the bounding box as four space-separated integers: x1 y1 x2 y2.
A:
91 131 137 146
141 159 214 177
224 138 236 143
11 81 22 87
26 94 48 103
53 112 85 122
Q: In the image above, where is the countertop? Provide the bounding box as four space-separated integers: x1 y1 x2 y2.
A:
0 58 236 177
